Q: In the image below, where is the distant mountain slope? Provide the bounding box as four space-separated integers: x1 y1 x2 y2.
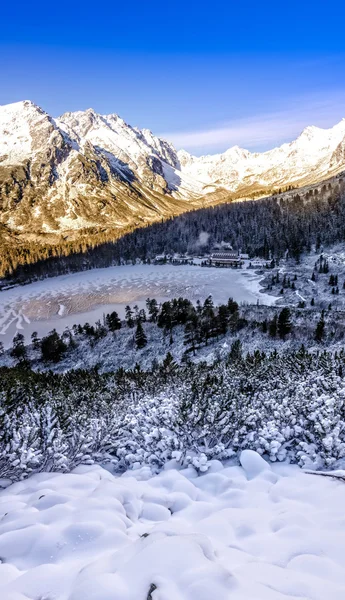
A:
1 100 345 239
178 120 345 195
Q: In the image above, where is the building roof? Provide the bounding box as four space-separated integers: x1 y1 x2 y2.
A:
211 252 239 259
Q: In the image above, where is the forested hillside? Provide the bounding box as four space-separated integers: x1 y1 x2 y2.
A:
1 172 344 284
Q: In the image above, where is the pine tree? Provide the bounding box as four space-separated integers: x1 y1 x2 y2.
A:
161 352 178 377
157 301 172 330
315 311 325 342
218 304 230 335
94 320 107 339
228 339 242 362
203 295 215 318
278 308 292 339
146 298 159 322
10 333 27 363
269 314 278 337
201 296 215 345
135 321 147 349
138 309 147 323
133 305 140 322
125 306 135 328
184 314 199 355
31 331 41 350
41 330 67 362
106 311 122 331
227 298 239 314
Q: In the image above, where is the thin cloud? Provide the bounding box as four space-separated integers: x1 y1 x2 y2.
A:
160 92 345 155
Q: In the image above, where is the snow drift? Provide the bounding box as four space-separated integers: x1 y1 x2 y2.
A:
1 453 345 600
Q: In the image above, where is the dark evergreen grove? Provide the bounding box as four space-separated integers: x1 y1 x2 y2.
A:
1 174 344 284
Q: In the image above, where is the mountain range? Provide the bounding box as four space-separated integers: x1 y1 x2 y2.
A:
1 100 345 239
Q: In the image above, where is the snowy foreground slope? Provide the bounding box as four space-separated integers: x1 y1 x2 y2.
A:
1 451 345 600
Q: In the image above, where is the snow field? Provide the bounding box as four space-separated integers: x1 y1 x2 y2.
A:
0 451 345 600
0 263 273 346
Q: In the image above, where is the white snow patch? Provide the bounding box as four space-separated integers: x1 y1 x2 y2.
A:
58 304 66 316
1 453 345 599
240 449 272 479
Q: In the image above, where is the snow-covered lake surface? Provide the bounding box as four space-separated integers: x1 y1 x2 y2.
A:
1 451 345 600
0 264 274 346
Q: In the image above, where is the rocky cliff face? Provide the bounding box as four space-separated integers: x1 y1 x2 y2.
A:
1 100 345 239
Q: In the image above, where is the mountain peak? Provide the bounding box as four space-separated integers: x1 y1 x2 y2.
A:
297 124 322 141
224 145 250 160
0 99 45 117
0 100 54 166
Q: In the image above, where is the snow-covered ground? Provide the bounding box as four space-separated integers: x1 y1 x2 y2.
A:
261 243 345 308
0 264 274 346
0 451 344 600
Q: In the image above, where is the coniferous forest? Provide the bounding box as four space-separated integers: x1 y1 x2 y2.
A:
1 174 344 284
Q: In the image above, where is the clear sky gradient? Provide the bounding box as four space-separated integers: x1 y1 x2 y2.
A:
1 0 345 154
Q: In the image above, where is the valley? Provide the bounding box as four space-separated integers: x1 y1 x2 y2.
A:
3 5 345 600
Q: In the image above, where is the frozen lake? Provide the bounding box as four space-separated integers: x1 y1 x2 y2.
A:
0 264 275 346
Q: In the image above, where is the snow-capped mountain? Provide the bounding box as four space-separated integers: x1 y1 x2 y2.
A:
0 101 220 236
0 99 345 236
178 120 345 195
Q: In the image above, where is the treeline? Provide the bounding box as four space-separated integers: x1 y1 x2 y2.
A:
1 175 345 285
4 296 332 373
0 224 134 282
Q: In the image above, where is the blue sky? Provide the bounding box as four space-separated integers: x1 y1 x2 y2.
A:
1 0 345 154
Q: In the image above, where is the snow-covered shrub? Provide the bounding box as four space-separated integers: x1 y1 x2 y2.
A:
1 347 345 480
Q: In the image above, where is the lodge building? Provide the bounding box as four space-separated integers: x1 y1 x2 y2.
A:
210 252 242 267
